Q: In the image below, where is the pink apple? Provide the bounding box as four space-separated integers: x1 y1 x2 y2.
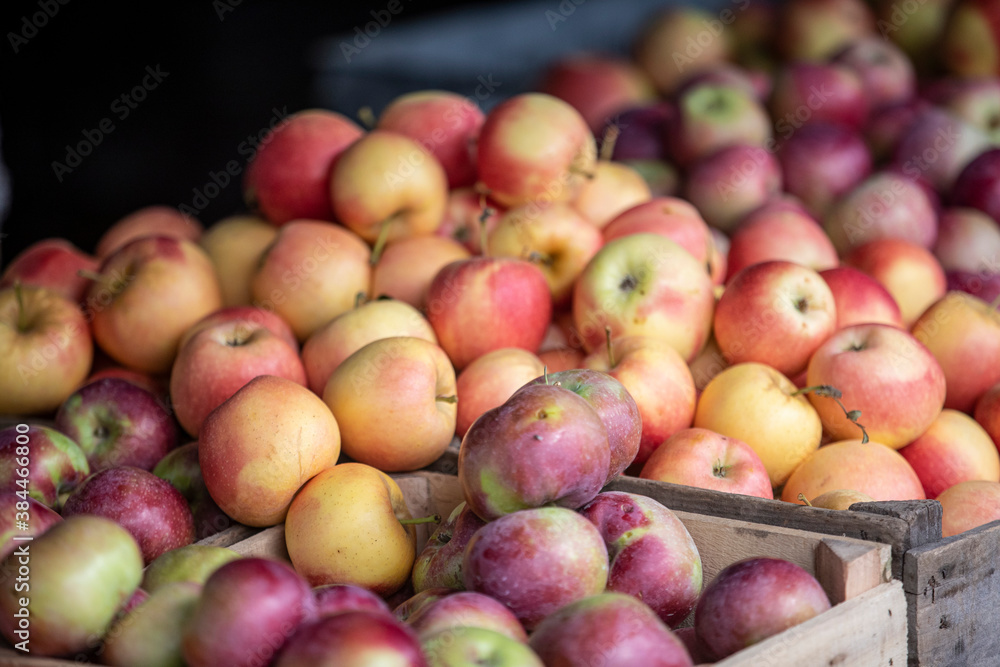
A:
951 147 1000 224
899 409 1000 498
455 347 545 438
640 427 773 499
782 438 926 501
843 238 947 326
179 305 298 351
666 83 772 166
276 610 426 667
936 480 1000 537
892 106 993 193
934 207 1000 274
864 98 930 162
819 266 904 328
371 235 471 310
726 206 839 278
313 584 393 619
243 109 363 225
435 187 505 255
0 238 99 303
405 590 528 642
95 205 202 259
769 63 868 132
831 36 916 109
683 144 782 233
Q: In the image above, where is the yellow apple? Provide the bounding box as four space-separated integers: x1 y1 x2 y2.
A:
198 215 278 307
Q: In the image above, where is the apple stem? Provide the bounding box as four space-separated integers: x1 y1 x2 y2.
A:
797 493 813 507
542 365 550 385
357 106 376 129
12 281 28 332
605 326 615 367
791 384 869 444
399 514 441 526
435 395 458 404
355 291 368 309
712 459 732 478
569 164 596 179
77 268 111 288
370 219 393 266
599 124 620 162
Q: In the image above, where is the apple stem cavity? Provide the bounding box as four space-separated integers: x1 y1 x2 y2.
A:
599 124 620 162
370 219 393 266
712 459 732 479
399 514 441 526
435 395 458 404
357 106 376 129
791 384 869 444
605 326 615 367
797 493 813 507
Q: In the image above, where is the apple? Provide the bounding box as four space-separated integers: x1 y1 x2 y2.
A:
284 462 418 596
528 592 694 667
275 610 426 667
302 297 438 395
819 266 905 328
0 515 143 657
581 491 702 627
475 92 596 208
199 375 341 527
770 63 869 133
666 83 772 166
582 335 695 471
100 581 202 667
537 347 585 373
975 382 1000 447
572 160 653 229
951 147 1000 224
933 207 1000 274
694 557 831 661
912 291 1000 412
169 314 307 437
899 409 1000 499
371 235 471 310
674 63 769 101
687 333 729 392
455 347 545 438
250 219 372 342
948 269 1000 305
423 627 541 667
726 206 839 278
153 441 232 539
0 424 89 508
640 427 774 499
572 233 716 362
936 480 1000 537
0 492 61 561
879 0 953 72
142 543 241 593
406 590 527 642
831 36 916 109
776 122 873 220
61 465 194 564
0 284 93 415
197 215 278 307
425 256 552 370
80 364 167 400
781 439 927 502
807 488 876 509
436 187 504 255
713 260 837 377
376 89 485 189
683 143 782 233
179 305 299 351
394 588 452 622
463 506 609 630
182 557 317 667
486 201 604 305
0 238 99 304
633 8 731 95
930 78 1000 142
892 106 993 193
87 235 222 374
323 336 456 472
329 130 448 255
458 382 610 521
693 362 822 489
843 238 947 326
243 108 363 225
313 584 393 618
775 0 875 62
940 0 1000 77
598 102 673 162
95 205 202 259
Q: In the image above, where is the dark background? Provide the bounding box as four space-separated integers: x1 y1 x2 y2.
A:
0 0 544 266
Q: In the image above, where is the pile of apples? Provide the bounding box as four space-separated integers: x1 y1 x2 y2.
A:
4 0 1000 662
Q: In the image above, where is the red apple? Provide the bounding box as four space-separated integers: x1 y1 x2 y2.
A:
936 480 1000 537
0 238 99 303
455 347 545 438
951 147 1000 224
683 143 782 233
435 187 504 255
313 584 393 618
179 305 298 351
892 106 993 193
933 207 1000 274
843 238 947 326
0 425 89 508
819 266 905 328
667 83 772 167
276 610 426 667
95 205 202 259
405 590 527 642
726 206 839 278
770 63 868 132
831 36 915 109
899 409 1000 498
371 235 471 310
153 442 234 540
411 502 487 593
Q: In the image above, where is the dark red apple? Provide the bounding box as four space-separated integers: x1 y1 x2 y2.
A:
952 147 1000 224
274 610 426 667
411 501 487 592
0 425 89 508
313 584 394 618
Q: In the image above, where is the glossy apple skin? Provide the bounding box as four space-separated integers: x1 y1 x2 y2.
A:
0 285 93 416
55 377 178 472
475 93 596 208
153 442 233 540
899 409 1000 499
141 544 241 593
376 90 485 189
819 266 904 329
684 144 782 233
170 319 307 438
275 610 427 667
406 590 528 642
807 323 947 448
933 208 1000 274
61 466 195 565
426 257 552 371
0 515 143 657
912 291 1000 412
182 557 318 667
529 592 694 667
694 557 831 661
726 207 839 279
96 206 203 259
937 480 1000 537
581 492 702 628
0 493 62 561
198 215 278 307
0 425 89 508
411 502 487 593
463 506 609 630
0 238 99 303
458 383 610 521
199 375 341 527
313 584 393 618
640 427 773 499
582 336 694 471
101 580 202 667
951 147 1000 223
372 236 471 311
243 109 363 225
781 439 926 502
